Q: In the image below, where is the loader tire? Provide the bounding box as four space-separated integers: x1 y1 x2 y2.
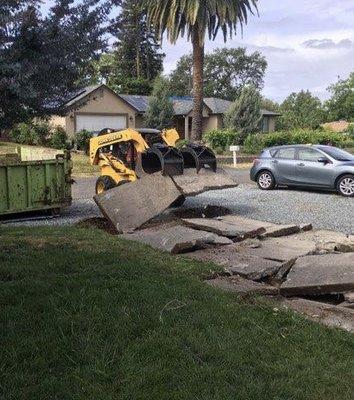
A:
95 176 116 195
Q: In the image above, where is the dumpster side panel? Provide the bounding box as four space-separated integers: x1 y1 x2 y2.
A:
0 152 72 216
0 167 8 213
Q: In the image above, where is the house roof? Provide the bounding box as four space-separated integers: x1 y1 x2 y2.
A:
62 85 280 117
63 85 103 108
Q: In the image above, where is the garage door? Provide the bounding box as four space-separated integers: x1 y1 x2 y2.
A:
76 114 127 133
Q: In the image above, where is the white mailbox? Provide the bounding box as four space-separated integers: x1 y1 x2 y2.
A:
229 145 240 167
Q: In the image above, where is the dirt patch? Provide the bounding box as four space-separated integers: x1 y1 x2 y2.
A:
76 217 117 235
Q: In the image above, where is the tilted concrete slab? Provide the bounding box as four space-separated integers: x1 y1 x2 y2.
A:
188 245 283 281
206 276 279 296
172 168 237 197
95 169 238 233
181 218 265 240
280 253 354 296
122 225 233 254
94 173 181 233
278 297 354 333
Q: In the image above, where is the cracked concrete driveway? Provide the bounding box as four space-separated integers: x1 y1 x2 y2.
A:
3 169 354 234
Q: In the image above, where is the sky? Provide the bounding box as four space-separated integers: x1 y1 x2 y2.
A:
41 0 354 102
162 0 354 102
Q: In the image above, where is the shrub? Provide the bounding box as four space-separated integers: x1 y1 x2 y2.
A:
50 126 68 149
76 130 92 153
175 139 188 149
347 124 354 140
9 121 52 146
203 129 239 153
243 129 352 154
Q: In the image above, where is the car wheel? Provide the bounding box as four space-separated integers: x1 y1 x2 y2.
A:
337 174 354 197
257 171 276 190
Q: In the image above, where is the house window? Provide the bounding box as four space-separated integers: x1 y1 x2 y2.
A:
262 116 270 132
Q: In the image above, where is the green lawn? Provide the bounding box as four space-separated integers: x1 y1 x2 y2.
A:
0 226 353 400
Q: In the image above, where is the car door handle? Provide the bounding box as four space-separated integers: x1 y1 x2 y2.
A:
272 160 278 164
297 163 305 167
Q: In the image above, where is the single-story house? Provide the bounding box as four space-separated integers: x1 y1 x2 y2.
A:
52 84 280 139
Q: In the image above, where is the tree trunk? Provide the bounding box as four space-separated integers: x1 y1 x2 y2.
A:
191 27 204 141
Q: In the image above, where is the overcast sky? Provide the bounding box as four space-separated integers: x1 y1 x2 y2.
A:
42 0 354 102
162 0 354 102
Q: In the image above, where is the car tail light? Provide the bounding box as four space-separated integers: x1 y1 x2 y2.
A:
253 159 261 167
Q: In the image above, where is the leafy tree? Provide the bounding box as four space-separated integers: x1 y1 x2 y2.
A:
325 72 354 122
224 85 262 144
147 0 258 141
170 48 267 100
261 98 280 113
144 76 174 130
0 0 108 130
107 0 164 95
277 90 325 130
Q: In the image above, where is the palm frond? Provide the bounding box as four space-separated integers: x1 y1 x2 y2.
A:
146 0 258 44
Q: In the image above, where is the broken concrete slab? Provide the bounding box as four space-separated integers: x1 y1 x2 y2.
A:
94 173 181 233
278 297 354 333
235 236 317 262
344 292 354 303
188 245 283 281
122 225 233 254
280 253 354 296
300 223 313 232
172 168 237 197
181 218 265 240
338 301 354 309
293 230 354 253
206 276 279 296
260 224 301 238
221 215 274 230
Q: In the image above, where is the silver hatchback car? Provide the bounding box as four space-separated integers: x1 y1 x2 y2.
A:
250 145 354 197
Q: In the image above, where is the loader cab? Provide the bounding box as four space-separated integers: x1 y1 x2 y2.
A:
97 128 138 170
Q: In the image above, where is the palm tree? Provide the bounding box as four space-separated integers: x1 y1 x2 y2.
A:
146 0 258 141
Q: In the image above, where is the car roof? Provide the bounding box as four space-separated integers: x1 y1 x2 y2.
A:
264 144 326 151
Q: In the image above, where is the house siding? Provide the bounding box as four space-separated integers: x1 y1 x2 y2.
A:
65 87 136 137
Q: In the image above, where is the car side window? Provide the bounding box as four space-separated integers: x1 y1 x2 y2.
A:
298 148 322 162
275 148 296 160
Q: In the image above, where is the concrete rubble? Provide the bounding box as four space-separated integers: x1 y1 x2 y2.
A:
188 245 284 281
280 253 354 296
122 225 233 254
181 218 266 240
206 276 279 296
278 297 354 333
95 170 237 233
119 212 354 332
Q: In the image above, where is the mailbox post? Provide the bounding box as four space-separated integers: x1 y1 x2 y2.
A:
229 145 240 167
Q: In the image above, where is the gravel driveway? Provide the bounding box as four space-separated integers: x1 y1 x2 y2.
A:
3 169 354 234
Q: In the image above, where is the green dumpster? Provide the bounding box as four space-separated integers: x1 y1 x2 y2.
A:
0 147 72 216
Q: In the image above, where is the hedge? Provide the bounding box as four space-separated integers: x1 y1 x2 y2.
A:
243 129 354 154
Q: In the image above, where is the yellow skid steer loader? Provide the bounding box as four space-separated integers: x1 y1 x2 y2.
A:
89 128 237 232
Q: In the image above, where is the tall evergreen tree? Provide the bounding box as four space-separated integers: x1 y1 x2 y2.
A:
0 0 108 130
144 76 174 130
108 0 165 95
224 85 262 144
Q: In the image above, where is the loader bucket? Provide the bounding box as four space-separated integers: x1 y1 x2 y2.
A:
181 144 217 173
141 144 184 176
